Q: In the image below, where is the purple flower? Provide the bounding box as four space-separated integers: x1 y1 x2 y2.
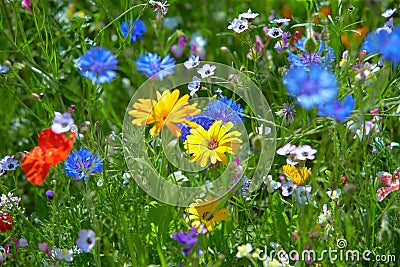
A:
51 112 74 134
21 0 31 12
135 52 175 80
45 190 54 200
171 36 187 58
238 176 252 196
282 64 338 110
0 155 19 175
76 229 95 253
189 33 207 59
287 37 335 68
275 102 296 124
274 32 290 53
171 227 199 255
120 19 146 43
317 94 354 122
78 47 118 84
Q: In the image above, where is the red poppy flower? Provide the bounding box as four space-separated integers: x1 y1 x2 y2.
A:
21 128 76 185
38 128 76 165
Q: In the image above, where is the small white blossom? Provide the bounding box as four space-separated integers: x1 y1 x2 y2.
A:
266 27 284 38
382 8 396 18
197 64 216 78
236 243 253 258
228 18 248 33
239 9 259 20
188 76 201 96
184 55 200 69
326 189 341 202
263 175 281 193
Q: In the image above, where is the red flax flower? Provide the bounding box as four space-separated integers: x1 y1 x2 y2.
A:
22 128 75 185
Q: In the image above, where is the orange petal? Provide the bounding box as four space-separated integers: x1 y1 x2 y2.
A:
38 128 76 165
21 146 51 185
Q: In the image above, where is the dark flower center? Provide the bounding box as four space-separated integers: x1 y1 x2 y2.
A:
207 139 218 150
91 62 105 74
202 212 214 220
87 238 93 245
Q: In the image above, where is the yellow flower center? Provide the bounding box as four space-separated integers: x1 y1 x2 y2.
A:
207 139 218 150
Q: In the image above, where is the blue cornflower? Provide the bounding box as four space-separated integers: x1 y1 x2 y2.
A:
287 37 335 68
78 47 118 84
317 94 354 122
283 64 338 110
178 116 214 141
171 227 199 255
202 96 244 124
135 52 176 80
64 148 103 181
120 19 146 43
361 26 400 65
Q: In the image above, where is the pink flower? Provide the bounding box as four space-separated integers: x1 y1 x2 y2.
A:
171 37 187 58
21 0 32 12
291 231 298 241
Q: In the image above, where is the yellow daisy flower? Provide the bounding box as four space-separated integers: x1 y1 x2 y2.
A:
128 89 201 136
185 196 230 232
184 120 242 167
282 164 311 185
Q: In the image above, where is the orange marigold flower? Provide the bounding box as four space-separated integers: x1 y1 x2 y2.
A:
128 89 201 136
185 196 230 232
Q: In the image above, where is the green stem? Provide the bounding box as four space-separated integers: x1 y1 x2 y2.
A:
156 236 167 267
